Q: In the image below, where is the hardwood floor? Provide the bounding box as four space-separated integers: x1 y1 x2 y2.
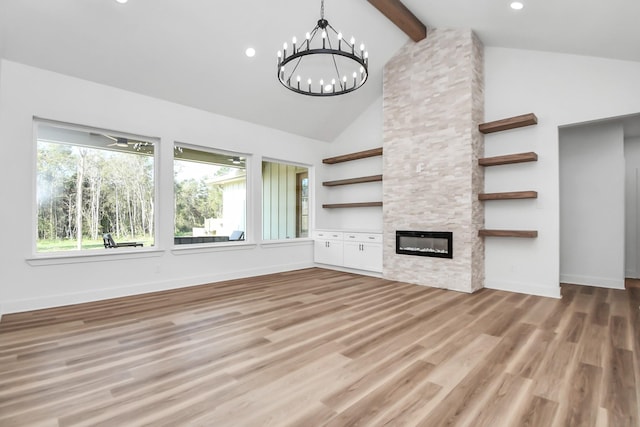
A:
0 268 638 426
626 278 640 289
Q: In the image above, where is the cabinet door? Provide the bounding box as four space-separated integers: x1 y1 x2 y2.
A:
314 239 343 266
360 243 383 272
343 241 362 269
314 239 330 264
344 241 382 272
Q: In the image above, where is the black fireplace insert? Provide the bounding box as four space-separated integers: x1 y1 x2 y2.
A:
396 230 453 259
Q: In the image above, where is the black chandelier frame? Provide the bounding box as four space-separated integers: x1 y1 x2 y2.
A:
277 10 369 97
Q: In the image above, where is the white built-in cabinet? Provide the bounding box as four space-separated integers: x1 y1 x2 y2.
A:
313 230 382 273
343 232 383 272
313 231 344 266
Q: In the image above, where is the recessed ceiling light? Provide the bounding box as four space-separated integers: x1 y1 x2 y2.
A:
116 0 128 3
245 47 256 58
510 2 524 10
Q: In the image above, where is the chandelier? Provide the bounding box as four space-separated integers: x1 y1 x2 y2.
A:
276 0 369 97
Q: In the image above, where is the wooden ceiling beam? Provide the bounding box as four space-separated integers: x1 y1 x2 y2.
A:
366 0 427 42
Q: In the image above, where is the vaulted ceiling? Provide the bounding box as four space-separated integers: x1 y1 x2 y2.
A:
0 0 638 141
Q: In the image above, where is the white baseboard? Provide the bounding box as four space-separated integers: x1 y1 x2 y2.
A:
2 262 314 315
560 274 625 290
485 279 562 299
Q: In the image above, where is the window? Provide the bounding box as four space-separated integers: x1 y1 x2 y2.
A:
262 160 310 240
174 145 247 245
36 121 155 253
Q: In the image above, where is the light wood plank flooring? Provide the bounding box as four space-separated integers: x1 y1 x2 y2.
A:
626 278 640 289
1 268 638 426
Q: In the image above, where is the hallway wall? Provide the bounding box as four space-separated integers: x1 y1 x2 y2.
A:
559 122 625 289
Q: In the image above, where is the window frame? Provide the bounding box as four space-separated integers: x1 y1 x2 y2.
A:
31 118 160 259
261 157 313 242
173 142 251 248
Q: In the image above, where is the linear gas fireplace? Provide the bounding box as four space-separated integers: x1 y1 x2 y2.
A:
396 230 453 259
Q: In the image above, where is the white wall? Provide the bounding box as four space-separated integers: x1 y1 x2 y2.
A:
559 123 625 289
484 47 640 298
316 96 384 232
0 59 329 315
7 46 640 312
625 136 640 278
316 48 640 299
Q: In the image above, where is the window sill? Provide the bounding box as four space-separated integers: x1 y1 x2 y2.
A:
26 248 164 266
260 238 314 248
171 242 257 255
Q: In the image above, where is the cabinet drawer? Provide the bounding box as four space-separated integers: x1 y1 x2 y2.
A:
313 231 344 240
344 232 382 243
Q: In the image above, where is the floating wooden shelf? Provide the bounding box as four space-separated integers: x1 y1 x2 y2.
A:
479 152 538 167
323 174 383 187
323 147 383 164
478 114 538 240
322 148 383 206
479 229 538 238
479 191 538 201
479 113 538 134
322 202 383 209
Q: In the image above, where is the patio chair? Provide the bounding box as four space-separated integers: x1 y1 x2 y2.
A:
228 230 245 241
103 233 143 248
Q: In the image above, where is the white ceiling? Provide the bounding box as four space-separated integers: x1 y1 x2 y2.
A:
0 0 639 142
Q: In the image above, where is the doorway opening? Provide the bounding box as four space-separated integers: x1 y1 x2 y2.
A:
559 113 640 289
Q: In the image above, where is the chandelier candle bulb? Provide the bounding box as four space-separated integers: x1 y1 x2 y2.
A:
332 79 336 92
353 71 357 87
297 75 301 90
360 43 365 56
320 79 324 93
338 32 342 50
292 37 297 53
283 42 287 58
308 78 312 92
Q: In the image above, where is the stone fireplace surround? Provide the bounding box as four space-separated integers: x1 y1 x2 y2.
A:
382 29 485 293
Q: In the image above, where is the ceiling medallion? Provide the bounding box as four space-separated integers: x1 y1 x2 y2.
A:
276 0 369 97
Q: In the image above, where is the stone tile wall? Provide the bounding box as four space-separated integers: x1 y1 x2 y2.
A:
382 29 485 293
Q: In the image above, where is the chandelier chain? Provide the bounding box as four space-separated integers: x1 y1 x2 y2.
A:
320 0 324 19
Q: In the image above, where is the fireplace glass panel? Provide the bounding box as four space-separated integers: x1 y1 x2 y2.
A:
395 231 453 259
